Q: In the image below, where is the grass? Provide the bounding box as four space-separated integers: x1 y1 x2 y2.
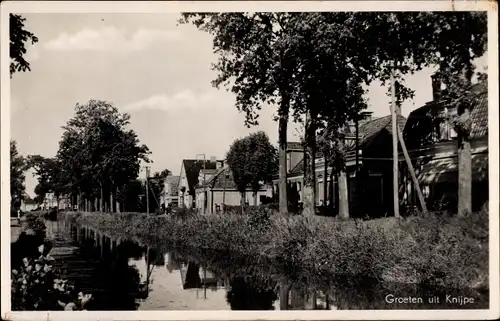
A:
69 207 489 293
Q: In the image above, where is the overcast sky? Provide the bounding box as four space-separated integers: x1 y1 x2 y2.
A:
10 13 487 197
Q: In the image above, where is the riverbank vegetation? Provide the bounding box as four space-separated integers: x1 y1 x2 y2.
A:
11 213 92 310
73 207 488 295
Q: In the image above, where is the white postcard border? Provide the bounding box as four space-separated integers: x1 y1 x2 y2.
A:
1 1 498 320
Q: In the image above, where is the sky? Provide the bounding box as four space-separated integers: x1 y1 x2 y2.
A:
10 13 487 197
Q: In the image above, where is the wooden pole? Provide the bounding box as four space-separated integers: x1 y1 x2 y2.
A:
396 128 428 213
391 62 400 218
145 167 150 215
222 167 227 214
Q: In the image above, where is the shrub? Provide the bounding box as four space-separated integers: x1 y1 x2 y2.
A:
11 214 92 311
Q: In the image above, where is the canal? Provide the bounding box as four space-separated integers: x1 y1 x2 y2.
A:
40 215 489 311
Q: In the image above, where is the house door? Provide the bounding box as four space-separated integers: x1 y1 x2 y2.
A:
365 174 384 216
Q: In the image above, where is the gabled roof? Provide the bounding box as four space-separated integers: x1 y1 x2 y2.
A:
199 167 238 190
403 80 488 150
351 114 407 150
182 159 220 192
469 81 488 137
165 175 180 196
197 166 268 191
288 115 406 176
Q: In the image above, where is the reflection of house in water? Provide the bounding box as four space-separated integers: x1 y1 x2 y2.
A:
401 74 488 212
179 262 220 290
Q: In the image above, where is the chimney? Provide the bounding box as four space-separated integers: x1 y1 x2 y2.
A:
431 73 442 101
359 111 373 126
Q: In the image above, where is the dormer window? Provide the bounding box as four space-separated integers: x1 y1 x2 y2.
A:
437 106 458 141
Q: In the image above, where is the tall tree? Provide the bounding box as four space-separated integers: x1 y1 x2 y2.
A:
246 131 279 206
10 141 27 215
57 100 150 212
179 13 301 214
226 137 251 211
10 14 38 76
301 12 487 217
352 12 487 216
288 13 370 217
27 155 64 207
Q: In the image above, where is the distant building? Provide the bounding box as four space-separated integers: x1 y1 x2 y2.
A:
21 194 37 212
161 175 180 208
177 159 223 208
194 163 272 214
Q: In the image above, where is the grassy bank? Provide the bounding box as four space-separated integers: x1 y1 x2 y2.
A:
71 208 488 292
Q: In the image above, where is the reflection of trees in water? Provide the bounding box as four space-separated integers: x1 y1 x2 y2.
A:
226 277 277 310
78 239 144 310
147 247 165 266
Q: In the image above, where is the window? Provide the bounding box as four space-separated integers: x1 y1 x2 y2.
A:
437 107 458 141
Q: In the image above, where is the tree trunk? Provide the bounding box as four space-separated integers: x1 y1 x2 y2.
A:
329 171 335 212
110 191 114 213
458 107 472 216
337 139 349 219
457 63 473 217
100 186 104 212
279 276 291 310
278 97 290 214
240 192 245 214
77 192 81 212
253 191 258 206
323 159 328 207
302 111 317 217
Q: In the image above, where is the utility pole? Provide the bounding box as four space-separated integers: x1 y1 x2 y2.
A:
145 166 150 215
222 163 227 214
196 154 207 214
391 62 400 218
390 62 428 215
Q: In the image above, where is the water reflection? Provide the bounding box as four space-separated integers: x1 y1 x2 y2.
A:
45 217 489 310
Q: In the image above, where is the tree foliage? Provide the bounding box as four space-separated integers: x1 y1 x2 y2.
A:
246 132 278 198
27 155 64 206
226 131 278 207
226 137 250 200
184 12 487 216
10 14 38 76
11 140 28 213
52 100 150 211
179 13 302 213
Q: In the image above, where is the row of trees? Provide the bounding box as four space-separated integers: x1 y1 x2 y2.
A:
25 100 175 213
180 12 487 217
11 100 169 214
